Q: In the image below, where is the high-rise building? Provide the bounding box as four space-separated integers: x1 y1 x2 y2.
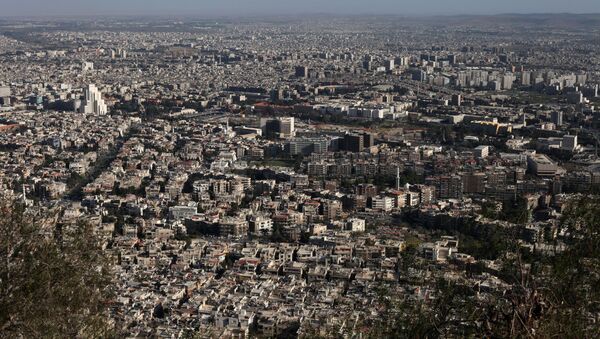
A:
344 133 364 152
260 118 280 139
79 84 108 115
0 86 10 105
295 66 308 78
396 56 410 66
462 173 486 194
385 59 395 71
412 69 427 82
551 111 563 127
270 88 284 101
562 135 578 152
447 54 457 64
322 200 342 220
502 74 515 90
417 185 436 205
0 86 10 97
288 138 328 156
278 117 295 139
521 71 531 86
426 175 463 200
451 94 462 107
362 132 374 148
567 91 584 104
260 117 295 139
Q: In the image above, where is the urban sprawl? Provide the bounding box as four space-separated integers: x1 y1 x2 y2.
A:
0 14 599 337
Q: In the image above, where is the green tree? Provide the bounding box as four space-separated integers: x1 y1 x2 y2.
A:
368 196 600 337
534 195 600 337
0 199 114 338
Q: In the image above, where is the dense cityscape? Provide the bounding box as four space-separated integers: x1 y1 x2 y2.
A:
1 12 599 338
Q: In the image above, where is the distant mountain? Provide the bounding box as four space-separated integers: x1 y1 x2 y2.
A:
423 13 600 29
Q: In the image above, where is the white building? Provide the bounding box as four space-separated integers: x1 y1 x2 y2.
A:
82 61 94 71
79 84 107 115
474 145 490 159
371 196 394 212
346 218 366 232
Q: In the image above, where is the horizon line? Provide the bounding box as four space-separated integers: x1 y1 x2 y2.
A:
1 12 600 20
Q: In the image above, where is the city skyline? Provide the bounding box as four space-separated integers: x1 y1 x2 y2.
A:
2 0 600 17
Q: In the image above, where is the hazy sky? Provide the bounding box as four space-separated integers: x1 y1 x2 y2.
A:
3 0 600 17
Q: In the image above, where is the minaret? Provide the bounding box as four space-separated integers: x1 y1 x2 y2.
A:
22 183 29 206
396 167 401 190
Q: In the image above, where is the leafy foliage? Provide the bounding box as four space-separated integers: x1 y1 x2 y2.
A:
368 195 600 338
0 199 114 338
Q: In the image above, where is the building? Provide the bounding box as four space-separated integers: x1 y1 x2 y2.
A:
470 120 512 135
79 84 108 115
502 74 515 90
562 135 578 152
462 172 486 194
422 236 459 262
322 200 342 220
0 86 10 105
308 162 328 177
295 66 309 78
278 117 295 139
567 91 584 104
345 218 366 232
404 191 421 207
260 117 295 139
218 217 249 236
474 145 490 159
357 184 377 198
426 175 463 200
451 94 462 107
288 138 328 156
551 111 563 127
82 61 94 71
527 154 558 176
169 205 198 221
248 215 273 235
362 60 372 71
385 59 395 71
362 132 375 148
370 196 394 212
417 185 436 205
344 133 364 152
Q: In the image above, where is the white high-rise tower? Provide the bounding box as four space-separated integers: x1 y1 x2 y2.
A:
79 84 107 115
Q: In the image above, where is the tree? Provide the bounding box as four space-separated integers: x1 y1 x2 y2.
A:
0 198 114 338
534 195 600 337
367 196 600 337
